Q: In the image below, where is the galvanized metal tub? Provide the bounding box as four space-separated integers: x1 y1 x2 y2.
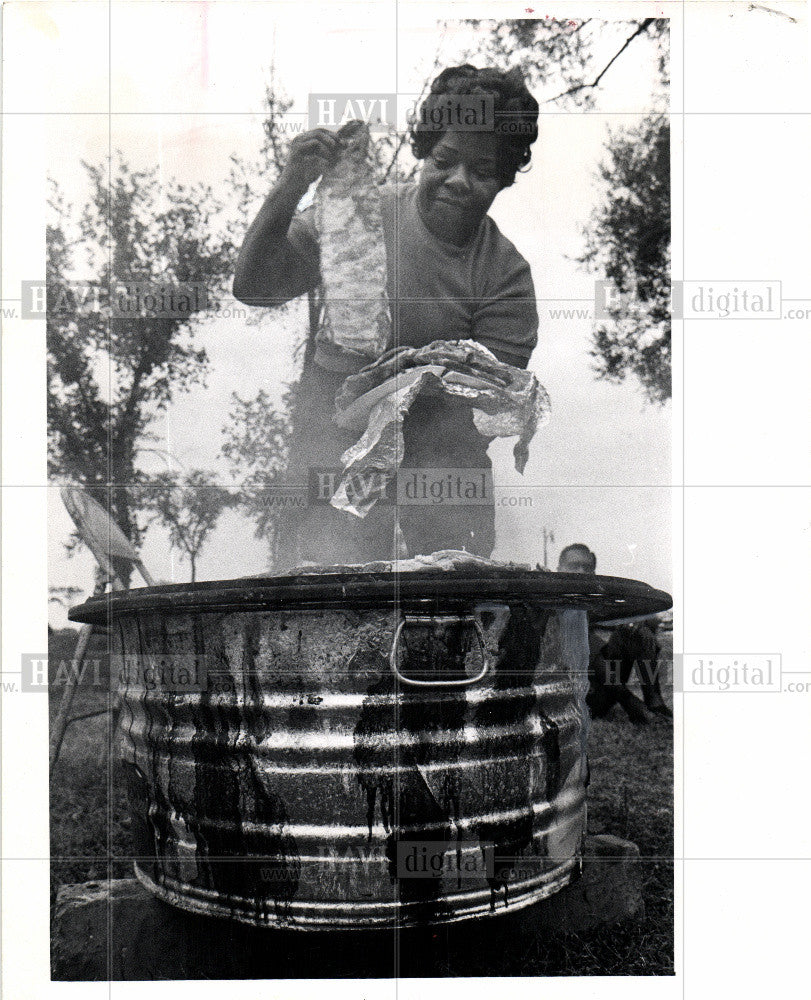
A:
70 564 670 930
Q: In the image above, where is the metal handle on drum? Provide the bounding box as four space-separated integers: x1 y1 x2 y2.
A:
389 614 491 687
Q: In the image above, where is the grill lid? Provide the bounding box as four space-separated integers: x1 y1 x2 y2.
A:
69 551 671 625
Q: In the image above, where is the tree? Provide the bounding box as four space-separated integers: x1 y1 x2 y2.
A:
451 18 668 108
220 388 294 566
451 18 671 401
222 82 308 563
580 115 671 403
47 158 236 579
140 471 235 583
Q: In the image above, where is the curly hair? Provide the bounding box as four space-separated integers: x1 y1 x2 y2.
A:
409 65 539 185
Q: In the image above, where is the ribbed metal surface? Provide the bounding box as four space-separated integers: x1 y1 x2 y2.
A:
113 599 591 929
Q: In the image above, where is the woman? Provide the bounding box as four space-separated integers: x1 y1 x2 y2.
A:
234 65 540 568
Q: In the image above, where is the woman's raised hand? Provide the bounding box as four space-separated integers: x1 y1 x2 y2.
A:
279 129 341 193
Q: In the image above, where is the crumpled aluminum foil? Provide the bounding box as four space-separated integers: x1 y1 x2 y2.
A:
331 340 551 517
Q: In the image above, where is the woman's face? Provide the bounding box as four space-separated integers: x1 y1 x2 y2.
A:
416 131 509 246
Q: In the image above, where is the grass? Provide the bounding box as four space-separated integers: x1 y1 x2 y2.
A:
50 628 673 978
49 629 132 898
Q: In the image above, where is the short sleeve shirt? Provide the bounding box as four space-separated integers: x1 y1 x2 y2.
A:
288 182 538 369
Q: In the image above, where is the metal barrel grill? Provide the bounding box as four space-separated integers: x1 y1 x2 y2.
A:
69 564 671 930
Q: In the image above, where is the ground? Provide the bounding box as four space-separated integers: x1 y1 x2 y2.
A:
49 628 673 977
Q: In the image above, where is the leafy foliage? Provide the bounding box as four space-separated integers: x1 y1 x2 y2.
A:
47 157 236 570
139 470 235 582
453 18 668 108
452 18 670 401
580 116 671 403
221 388 296 564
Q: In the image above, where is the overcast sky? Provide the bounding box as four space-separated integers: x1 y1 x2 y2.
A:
27 3 675 623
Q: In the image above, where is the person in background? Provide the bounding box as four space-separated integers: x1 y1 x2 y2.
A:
557 543 672 723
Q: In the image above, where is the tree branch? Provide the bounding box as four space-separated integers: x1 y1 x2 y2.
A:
542 18 655 105
381 27 448 184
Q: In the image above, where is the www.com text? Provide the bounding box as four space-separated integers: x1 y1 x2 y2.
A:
248 491 536 509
